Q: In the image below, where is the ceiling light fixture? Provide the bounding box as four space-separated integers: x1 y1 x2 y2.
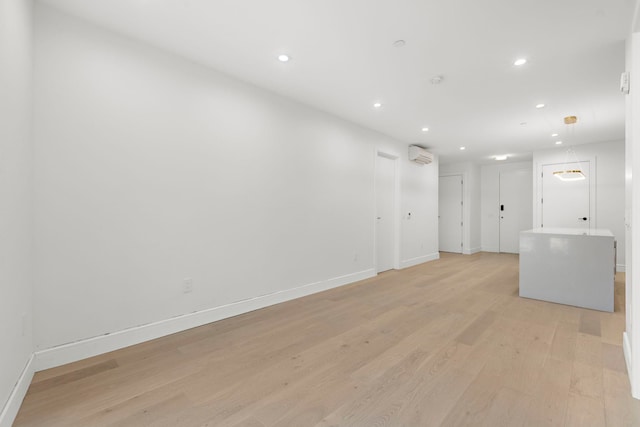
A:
277 54 290 62
552 133 558 137
393 40 406 48
514 58 527 66
555 141 563 145
495 155 508 161
553 116 586 181
460 147 466 150
430 75 443 85
421 127 429 132
536 103 545 109
373 102 382 108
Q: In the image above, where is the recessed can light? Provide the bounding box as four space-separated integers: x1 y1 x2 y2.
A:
536 103 545 109
277 54 290 62
520 122 527 126
373 102 382 108
514 58 527 66
393 40 406 48
495 155 508 161
460 146 466 150
555 141 563 145
552 133 558 137
421 127 429 132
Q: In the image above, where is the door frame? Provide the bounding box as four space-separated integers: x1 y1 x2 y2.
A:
374 150 400 272
438 173 465 253
534 156 597 228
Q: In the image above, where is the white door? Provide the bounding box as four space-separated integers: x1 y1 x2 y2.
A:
439 175 463 253
376 154 395 272
499 169 533 253
541 161 591 229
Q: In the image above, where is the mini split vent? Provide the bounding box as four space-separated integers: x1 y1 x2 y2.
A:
408 145 433 164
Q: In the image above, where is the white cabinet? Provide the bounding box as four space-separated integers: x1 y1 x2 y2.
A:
519 228 615 312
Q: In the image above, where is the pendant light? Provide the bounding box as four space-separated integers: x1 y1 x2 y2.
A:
553 116 586 181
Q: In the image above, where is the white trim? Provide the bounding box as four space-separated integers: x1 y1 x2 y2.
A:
624 332 638 399
34 268 375 371
481 246 500 253
374 150 401 272
617 264 626 273
438 173 465 254
400 252 440 269
0 355 35 427
464 247 481 255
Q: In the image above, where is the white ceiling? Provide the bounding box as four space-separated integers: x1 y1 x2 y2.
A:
39 0 636 163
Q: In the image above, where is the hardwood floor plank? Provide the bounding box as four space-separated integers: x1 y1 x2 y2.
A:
14 253 633 427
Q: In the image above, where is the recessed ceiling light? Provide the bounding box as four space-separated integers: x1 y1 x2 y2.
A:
536 103 545 109
495 155 508 161
555 141 563 145
514 58 527 66
277 54 290 62
430 75 443 85
460 146 466 150
421 127 429 132
520 122 527 126
373 102 382 108
393 40 406 48
551 133 558 137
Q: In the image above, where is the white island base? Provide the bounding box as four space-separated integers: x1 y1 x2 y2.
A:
519 228 615 312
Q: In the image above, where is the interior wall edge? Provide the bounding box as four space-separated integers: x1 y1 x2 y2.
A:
0 355 34 427
624 331 637 398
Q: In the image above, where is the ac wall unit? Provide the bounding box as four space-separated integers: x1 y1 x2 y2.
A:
408 145 433 164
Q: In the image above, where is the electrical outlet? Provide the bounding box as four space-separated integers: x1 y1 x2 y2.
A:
183 278 193 294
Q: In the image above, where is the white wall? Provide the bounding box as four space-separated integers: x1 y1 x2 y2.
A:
625 19 640 398
32 5 439 363
533 140 626 270
439 162 480 254
480 161 533 252
0 0 34 424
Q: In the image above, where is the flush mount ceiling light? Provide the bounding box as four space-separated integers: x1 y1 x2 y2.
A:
555 141 563 145
536 103 545 109
514 58 527 66
421 127 429 132
552 133 559 137
277 54 290 62
495 155 508 161
373 102 382 108
430 75 443 84
460 146 466 150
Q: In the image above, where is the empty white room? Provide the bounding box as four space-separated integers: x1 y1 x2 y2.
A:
2 0 640 425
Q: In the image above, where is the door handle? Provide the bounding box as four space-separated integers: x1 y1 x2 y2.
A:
377 217 381 220
578 217 587 221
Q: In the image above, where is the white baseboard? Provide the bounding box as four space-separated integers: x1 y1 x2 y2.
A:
623 332 638 399
34 268 375 371
400 252 439 269
481 246 499 253
463 247 481 255
0 354 35 427
617 264 626 273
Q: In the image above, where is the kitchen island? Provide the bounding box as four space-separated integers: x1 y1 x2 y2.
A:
519 228 615 312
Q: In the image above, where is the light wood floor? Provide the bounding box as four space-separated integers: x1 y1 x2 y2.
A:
15 252 640 426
